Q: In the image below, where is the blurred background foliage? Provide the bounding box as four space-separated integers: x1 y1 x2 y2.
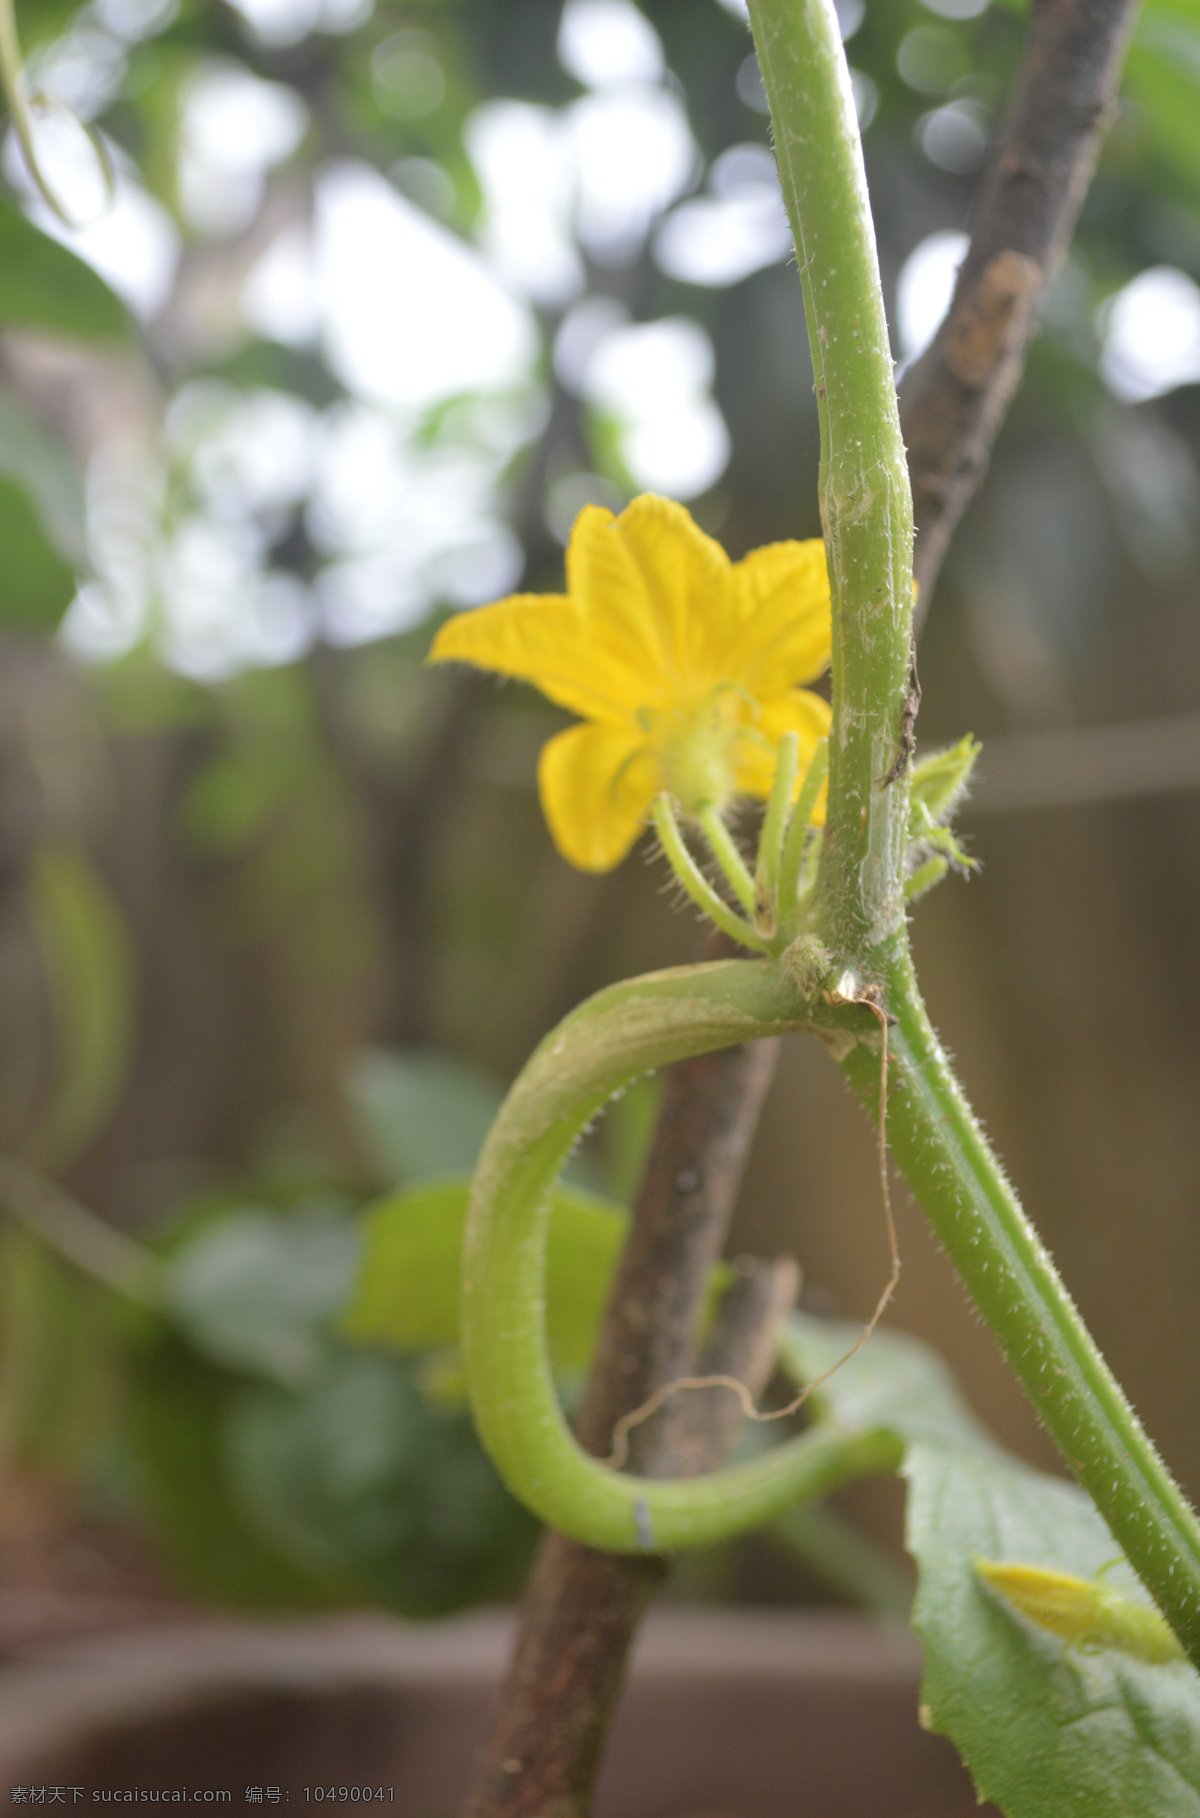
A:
2 0 1200 1626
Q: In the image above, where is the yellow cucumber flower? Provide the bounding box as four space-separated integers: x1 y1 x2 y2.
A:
429 493 832 872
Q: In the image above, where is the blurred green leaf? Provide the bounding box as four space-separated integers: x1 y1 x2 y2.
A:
343 1177 630 1377
225 1348 537 1617
345 1049 506 1183
1127 27 1200 200
0 201 127 342
25 842 137 1172
127 1326 339 1608
164 1207 360 1387
0 477 77 631
907 1444 1200 1816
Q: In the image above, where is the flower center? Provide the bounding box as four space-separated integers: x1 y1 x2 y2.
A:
655 692 742 817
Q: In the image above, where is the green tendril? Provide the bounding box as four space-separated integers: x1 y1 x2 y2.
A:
0 0 116 225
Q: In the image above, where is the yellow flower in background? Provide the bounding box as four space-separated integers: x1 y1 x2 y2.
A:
429 494 832 872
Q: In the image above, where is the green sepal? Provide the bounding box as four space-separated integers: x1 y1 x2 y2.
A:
909 734 981 826
906 735 981 893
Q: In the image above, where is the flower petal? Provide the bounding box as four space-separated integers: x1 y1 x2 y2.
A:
722 539 832 694
538 721 659 872
732 690 832 819
605 495 733 694
564 504 670 696
430 594 643 722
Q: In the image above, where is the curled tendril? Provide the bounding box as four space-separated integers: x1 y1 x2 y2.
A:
0 0 116 227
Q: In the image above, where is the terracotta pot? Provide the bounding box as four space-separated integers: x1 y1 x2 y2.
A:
0 1609 995 1816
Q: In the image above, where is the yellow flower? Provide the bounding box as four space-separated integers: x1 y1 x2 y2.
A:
429 494 832 872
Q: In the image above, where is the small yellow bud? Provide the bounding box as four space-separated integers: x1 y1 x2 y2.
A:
974 1558 1185 1665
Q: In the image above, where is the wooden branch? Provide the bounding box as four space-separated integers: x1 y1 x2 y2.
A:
463 1039 784 1818
902 0 1141 611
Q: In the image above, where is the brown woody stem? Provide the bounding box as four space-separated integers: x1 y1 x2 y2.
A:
902 0 1141 613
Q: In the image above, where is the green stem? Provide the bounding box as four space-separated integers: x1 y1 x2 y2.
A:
745 0 1200 1663
0 1155 161 1305
462 957 900 1550
748 0 914 962
838 951 1200 1665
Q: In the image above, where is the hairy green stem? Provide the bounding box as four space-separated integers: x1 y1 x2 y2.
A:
749 0 914 960
839 951 1200 1665
462 958 900 1551
745 0 1200 1664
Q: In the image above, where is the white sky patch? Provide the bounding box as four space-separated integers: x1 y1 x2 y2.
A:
467 85 697 295
558 0 664 89
160 517 311 680
225 0 373 47
167 383 318 525
94 0 179 37
317 162 538 409
179 63 308 236
571 88 698 260
29 21 128 120
466 102 583 304
582 317 729 498
241 222 321 347
896 228 968 361
554 296 632 392
1099 266 1200 403
309 405 522 643
654 141 791 287
919 99 988 174
62 438 162 661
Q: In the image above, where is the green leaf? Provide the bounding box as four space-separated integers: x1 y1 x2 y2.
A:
25 842 137 1171
0 200 127 342
780 1311 998 1456
0 474 78 631
164 1207 360 1387
906 1443 1200 1817
225 1348 537 1616
345 1048 506 1183
342 1178 630 1376
784 1316 1200 1813
127 1326 340 1609
1126 40 1200 199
